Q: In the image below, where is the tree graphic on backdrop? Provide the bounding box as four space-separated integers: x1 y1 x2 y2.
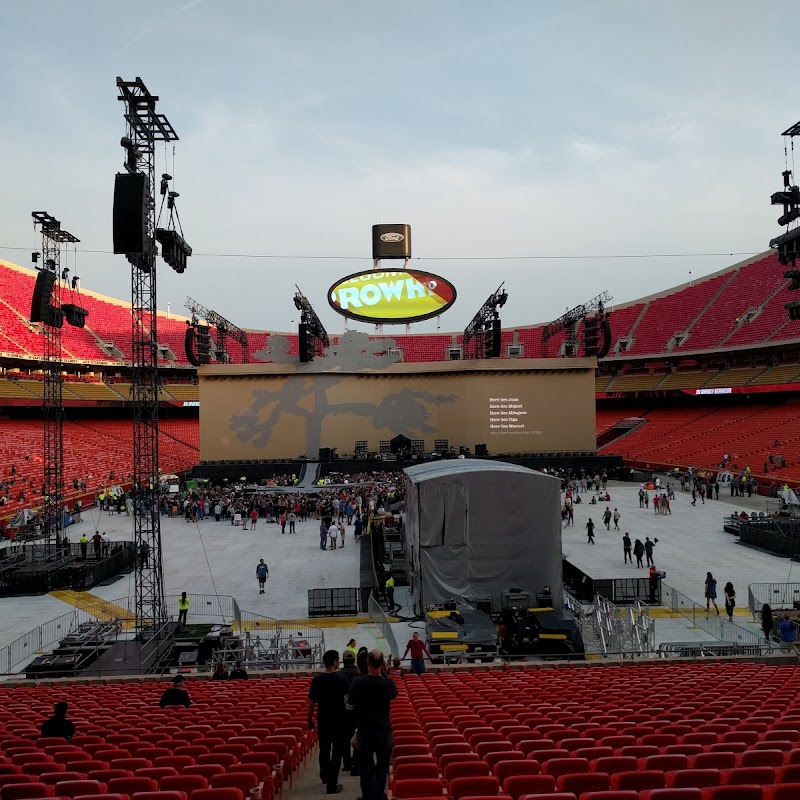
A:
229 373 456 455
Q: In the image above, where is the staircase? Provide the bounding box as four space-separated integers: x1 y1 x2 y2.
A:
597 417 647 448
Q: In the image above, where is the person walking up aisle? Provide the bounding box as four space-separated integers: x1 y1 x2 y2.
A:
308 650 349 795
347 649 398 800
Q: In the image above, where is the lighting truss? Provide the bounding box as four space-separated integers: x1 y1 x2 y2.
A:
462 283 508 360
185 296 249 364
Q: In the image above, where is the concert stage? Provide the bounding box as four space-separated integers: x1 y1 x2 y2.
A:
0 541 133 596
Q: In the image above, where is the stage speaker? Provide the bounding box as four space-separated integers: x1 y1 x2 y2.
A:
30 270 57 323
484 318 501 358
113 173 149 254
318 447 332 463
596 316 613 359
298 323 310 362
372 224 411 260
475 443 488 457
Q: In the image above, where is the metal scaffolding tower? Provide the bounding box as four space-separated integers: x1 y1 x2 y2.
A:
32 212 79 549
116 77 179 637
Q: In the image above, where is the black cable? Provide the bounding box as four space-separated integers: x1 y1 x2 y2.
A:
0 245 762 261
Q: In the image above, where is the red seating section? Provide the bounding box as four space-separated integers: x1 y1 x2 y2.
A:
601 403 800 481
0 679 319 800
383 662 800 800
628 274 731 356
0 418 198 515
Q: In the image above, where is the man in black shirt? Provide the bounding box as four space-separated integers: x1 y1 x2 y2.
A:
308 649 349 794
41 702 75 740
229 661 248 680
159 674 191 708
339 652 361 776
347 649 398 800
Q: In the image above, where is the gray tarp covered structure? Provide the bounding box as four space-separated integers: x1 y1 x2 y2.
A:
404 460 562 614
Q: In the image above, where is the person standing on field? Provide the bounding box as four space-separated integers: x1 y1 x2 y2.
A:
256 559 269 594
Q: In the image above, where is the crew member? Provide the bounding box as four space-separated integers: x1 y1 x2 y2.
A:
178 592 190 628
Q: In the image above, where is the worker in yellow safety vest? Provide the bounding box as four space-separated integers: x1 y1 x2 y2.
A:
385 575 396 613
178 592 190 628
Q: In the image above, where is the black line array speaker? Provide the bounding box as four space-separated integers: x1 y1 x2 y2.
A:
318 447 333 463
372 224 411 260
484 317 501 358
298 323 310 363
113 173 149 254
30 270 57 323
475 443 488 457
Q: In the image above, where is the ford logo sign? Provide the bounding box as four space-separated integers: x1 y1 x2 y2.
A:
380 232 404 243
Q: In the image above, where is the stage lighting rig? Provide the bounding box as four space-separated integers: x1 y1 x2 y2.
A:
541 291 612 359
294 286 329 363
184 296 249 364
463 283 508 360
116 76 183 638
769 123 800 321
31 211 81 550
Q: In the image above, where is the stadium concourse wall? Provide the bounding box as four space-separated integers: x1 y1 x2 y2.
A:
197 358 597 462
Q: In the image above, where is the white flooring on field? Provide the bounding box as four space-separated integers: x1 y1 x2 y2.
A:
564 480 789 600
0 475 791 661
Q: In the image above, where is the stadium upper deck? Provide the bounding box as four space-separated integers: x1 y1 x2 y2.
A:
0 250 797 371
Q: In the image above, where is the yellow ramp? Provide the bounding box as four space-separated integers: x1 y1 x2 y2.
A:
50 590 134 624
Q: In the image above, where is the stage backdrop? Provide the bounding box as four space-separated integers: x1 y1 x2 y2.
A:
199 357 595 461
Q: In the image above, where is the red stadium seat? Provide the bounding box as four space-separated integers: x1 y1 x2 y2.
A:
129 793 187 800
611 771 666 791
667 770 723 789
448 775 500 799
556 771 610 794
698 788 764 800
501 774 557 800
107 777 158 796
0 783 55 800
764 787 800 800
160 776 208 795
392 778 446 798
442 761 489 781
190 790 245 800
54 780 107 798
494 761 540 785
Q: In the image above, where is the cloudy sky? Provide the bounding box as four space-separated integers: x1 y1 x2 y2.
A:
0 1 793 333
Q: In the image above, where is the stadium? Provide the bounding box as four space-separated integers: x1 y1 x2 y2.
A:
5 5 800 800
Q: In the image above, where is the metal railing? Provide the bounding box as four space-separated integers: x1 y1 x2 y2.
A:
628 600 655 655
748 583 800 615
368 591 400 657
0 593 324 676
308 588 360 617
0 595 132 674
660 582 769 649
163 593 237 625
233 610 324 669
